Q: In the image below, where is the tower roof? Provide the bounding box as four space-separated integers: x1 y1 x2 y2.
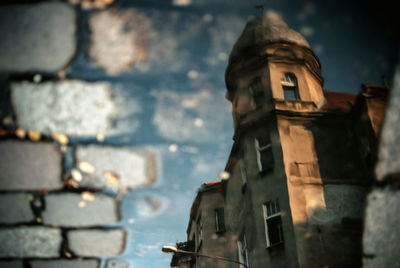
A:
229 11 310 61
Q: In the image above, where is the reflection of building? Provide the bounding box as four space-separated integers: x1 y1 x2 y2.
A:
170 12 388 268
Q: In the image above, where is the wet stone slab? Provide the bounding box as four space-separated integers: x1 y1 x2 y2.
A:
75 145 157 190
0 141 63 191
31 260 100 268
0 227 62 258
11 80 119 137
363 188 400 267
68 229 126 257
0 260 23 268
0 2 77 72
42 193 119 227
0 193 35 224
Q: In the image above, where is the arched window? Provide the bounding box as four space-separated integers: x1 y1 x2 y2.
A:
281 73 300 100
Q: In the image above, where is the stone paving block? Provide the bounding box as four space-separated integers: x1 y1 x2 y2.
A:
11 80 119 137
363 188 400 267
75 145 157 190
375 64 400 181
0 227 61 257
0 193 35 224
0 2 77 72
31 260 100 268
0 141 63 191
68 229 126 257
42 193 119 227
0 260 23 268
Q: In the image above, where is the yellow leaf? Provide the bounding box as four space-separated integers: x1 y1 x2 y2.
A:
81 191 95 201
96 133 105 142
78 161 96 174
78 201 87 208
64 179 79 188
15 128 26 139
51 133 69 145
105 171 120 185
28 131 41 141
71 169 83 182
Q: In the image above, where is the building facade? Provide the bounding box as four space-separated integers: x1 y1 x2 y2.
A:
171 12 388 268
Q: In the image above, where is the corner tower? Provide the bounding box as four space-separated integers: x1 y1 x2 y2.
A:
222 11 370 268
225 11 324 127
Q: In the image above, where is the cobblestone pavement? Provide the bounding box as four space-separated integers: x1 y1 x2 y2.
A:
0 0 398 267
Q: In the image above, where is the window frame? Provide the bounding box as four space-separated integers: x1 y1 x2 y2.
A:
239 160 248 189
237 234 249 268
196 215 203 250
263 200 284 248
255 137 274 172
215 208 226 233
281 73 300 101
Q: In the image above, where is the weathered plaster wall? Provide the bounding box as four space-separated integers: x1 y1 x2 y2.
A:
277 116 365 267
187 187 229 268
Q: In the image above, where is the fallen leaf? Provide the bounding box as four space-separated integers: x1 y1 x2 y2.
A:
64 179 79 188
105 171 120 185
81 191 95 201
78 201 87 208
28 131 41 141
78 161 96 174
71 169 83 182
15 128 26 139
51 133 69 145
96 133 105 142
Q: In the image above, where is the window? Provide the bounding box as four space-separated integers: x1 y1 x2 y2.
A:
215 208 226 233
237 234 249 268
281 73 300 100
255 136 274 172
263 200 284 247
240 160 247 186
249 78 264 108
197 216 203 249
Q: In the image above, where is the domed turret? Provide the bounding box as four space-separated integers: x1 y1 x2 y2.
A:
229 11 310 62
225 11 325 127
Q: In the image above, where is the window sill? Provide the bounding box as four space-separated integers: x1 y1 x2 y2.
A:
266 241 284 250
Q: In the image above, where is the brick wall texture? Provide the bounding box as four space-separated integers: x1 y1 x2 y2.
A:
0 2 157 268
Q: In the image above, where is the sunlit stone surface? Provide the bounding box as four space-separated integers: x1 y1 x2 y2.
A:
31 260 99 268
42 193 118 227
0 194 35 224
0 227 62 258
0 141 63 191
68 229 125 257
75 145 157 190
11 80 119 137
0 2 76 72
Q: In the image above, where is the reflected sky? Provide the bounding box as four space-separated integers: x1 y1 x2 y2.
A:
65 0 399 266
